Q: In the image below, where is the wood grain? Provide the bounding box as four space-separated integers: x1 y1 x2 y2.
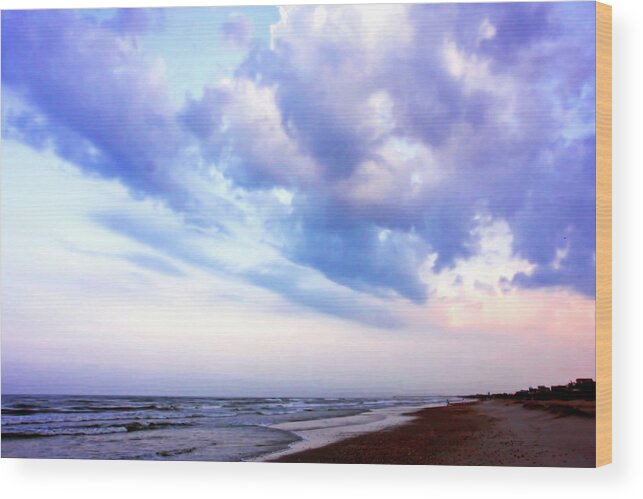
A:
596 1 612 468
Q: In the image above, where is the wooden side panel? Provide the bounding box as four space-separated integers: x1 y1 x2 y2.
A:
596 1 612 468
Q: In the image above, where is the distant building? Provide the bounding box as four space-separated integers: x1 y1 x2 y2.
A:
511 378 595 400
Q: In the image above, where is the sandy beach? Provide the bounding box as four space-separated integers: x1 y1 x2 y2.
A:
251 402 449 462
266 400 596 467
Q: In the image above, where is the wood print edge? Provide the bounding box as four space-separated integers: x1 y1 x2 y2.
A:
595 0 612 468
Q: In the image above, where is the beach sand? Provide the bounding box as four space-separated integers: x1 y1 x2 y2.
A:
266 400 596 467
250 403 443 462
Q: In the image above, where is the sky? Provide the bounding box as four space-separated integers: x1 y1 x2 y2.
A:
1 3 596 397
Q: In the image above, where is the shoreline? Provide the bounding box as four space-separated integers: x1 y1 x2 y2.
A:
265 399 596 467
251 401 460 462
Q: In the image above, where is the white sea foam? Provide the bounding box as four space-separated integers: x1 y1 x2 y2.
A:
250 402 450 461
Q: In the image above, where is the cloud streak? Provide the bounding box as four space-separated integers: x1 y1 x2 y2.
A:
93 211 402 329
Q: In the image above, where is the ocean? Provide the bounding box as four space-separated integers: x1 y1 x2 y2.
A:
1 394 454 461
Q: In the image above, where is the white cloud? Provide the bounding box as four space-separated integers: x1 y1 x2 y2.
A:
422 214 534 299
216 78 318 188
478 18 497 43
336 136 441 206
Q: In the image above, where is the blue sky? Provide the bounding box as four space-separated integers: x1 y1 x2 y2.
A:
1 3 597 396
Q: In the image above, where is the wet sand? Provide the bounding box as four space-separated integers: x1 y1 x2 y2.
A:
251 403 445 462
269 400 596 467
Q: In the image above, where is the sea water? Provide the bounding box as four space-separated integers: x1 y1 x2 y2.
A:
1 394 454 461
